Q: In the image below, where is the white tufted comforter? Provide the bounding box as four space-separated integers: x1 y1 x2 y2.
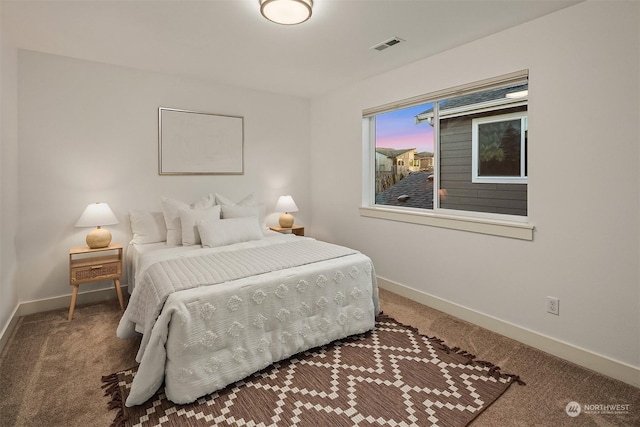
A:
117 236 379 406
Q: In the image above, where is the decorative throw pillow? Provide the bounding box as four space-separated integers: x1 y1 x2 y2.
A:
220 204 261 220
215 192 266 229
198 217 264 248
214 192 256 207
162 194 215 246
180 205 221 246
129 211 167 244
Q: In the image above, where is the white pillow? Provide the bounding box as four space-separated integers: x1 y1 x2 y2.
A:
162 194 215 246
220 204 260 220
180 205 221 246
129 211 167 244
215 192 266 229
198 217 264 248
215 192 256 207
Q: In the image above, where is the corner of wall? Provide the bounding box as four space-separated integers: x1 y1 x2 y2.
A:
0 303 20 356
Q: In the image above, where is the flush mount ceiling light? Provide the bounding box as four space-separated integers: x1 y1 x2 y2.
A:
260 0 313 25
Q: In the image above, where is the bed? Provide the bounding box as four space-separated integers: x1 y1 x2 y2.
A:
116 197 379 407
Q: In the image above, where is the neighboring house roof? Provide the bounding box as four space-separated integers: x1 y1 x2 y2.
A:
415 151 434 158
376 148 415 158
415 84 528 123
375 171 433 209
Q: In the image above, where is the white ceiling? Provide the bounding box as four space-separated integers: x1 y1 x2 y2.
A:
3 0 581 98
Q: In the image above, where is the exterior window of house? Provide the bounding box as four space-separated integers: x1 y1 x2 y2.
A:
472 112 527 184
363 70 529 224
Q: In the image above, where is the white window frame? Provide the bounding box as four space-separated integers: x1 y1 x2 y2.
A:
360 70 534 241
472 112 528 184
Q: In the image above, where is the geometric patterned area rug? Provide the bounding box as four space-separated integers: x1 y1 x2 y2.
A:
103 315 524 427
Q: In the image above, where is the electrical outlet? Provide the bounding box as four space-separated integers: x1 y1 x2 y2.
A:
547 296 560 315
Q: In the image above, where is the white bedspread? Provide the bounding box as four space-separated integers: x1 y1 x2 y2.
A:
117 237 379 406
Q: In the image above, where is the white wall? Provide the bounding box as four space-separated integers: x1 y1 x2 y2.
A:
310 0 639 373
0 1 20 339
16 50 310 302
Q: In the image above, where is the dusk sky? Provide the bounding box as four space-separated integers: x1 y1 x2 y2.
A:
375 103 434 153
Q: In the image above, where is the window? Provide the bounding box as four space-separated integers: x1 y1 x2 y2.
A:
472 112 527 184
362 71 533 239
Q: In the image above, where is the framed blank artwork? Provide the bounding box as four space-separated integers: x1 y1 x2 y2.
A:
159 107 244 175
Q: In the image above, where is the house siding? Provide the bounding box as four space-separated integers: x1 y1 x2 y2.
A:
439 106 527 216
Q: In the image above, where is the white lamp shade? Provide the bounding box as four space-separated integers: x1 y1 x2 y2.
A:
75 202 119 227
275 195 299 213
260 0 313 25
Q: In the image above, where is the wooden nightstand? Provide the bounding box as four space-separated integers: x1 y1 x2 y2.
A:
269 225 304 236
68 243 124 320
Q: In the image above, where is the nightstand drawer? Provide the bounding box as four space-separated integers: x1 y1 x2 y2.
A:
71 261 121 284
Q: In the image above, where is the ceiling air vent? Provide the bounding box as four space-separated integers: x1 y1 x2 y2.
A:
370 37 405 52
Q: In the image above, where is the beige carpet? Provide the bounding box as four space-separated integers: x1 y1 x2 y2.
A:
0 288 638 426
0 300 140 427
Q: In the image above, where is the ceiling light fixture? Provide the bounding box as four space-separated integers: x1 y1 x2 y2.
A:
260 0 313 25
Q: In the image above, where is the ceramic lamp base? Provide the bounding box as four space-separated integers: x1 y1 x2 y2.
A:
279 213 294 228
86 227 112 249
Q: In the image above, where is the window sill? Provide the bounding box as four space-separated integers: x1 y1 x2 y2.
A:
359 206 534 241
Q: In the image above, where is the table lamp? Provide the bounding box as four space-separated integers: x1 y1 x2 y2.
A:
275 195 299 228
75 202 119 249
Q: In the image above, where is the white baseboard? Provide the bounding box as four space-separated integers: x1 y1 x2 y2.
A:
0 304 21 356
17 285 127 317
0 286 127 355
378 276 640 388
